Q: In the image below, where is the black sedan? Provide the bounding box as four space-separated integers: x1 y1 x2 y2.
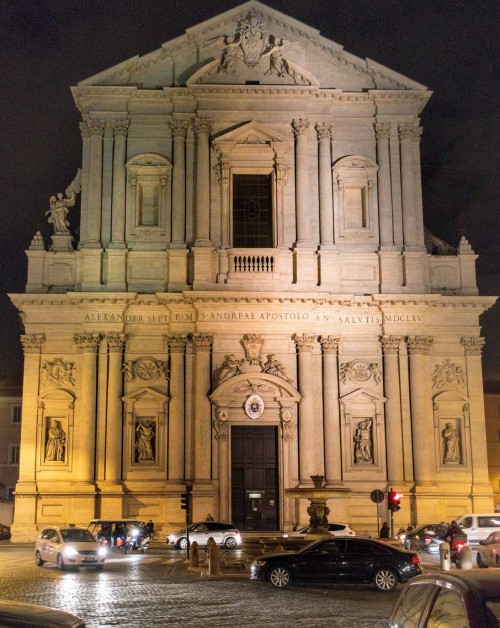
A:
388 571 500 628
250 537 422 591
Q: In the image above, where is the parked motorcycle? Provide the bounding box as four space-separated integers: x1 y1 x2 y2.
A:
124 527 150 553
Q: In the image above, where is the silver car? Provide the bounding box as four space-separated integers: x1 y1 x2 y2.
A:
35 526 106 570
167 521 242 549
477 530 500 568
282 523 357 538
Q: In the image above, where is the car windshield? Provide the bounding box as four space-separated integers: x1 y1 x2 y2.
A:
61 529 95 543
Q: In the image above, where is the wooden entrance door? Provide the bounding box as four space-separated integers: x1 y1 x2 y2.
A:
231 426 279 531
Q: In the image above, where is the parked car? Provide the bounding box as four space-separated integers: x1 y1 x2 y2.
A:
282 523 356 538
403 523 448 553
35 526 106 570
87 519 142 547
388 571 500 628
0 523 11 540
250 537 422 590
477 531 500 568
0 599 85 627
455 513 500 545
167 521 241 549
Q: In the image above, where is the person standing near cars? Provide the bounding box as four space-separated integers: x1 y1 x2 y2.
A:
380 522 390 538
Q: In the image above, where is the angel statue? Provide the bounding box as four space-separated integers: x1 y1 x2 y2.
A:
46 169 82 234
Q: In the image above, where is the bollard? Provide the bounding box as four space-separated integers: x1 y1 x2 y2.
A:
440 542 451 571
459 545 473 570
207 537 221 576
190 541 199 567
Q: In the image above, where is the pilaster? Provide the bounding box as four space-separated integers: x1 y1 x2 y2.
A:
85 119 105 248
320 336 342 484
381 336 404 483
110 119 128 248
194 118 212 246
375 123 394 249
171 120 188 248
292 119 312 247
192 333 213 482
316 123 334 249
168 335 187 481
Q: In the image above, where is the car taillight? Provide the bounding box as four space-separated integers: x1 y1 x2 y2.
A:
424 536 431 543
412 555 420 564
455 542 465 551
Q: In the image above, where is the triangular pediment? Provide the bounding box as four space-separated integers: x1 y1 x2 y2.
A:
76 1 426 92
122 387 169 403
213 121 289 146
340 388 386 404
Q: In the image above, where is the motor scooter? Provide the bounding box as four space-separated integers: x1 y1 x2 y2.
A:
450 538 467 569
124 527 141 553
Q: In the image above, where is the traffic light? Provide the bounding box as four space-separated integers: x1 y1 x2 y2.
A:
388 489 403 512
181 489 190 511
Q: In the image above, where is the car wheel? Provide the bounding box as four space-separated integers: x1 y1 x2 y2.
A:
373 568 397 592
177 537 189 550
224 536 237 549
477 553 488 569
57 554 66 571
268 565 292 588
35 551 45 567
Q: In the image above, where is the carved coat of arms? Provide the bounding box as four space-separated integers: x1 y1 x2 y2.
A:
432 360 465 389
340 360 381 385
41 358 75 387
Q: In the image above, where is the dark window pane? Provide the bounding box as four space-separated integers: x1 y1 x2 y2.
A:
391 583 434 628
344 540 374 555
233 174 273 248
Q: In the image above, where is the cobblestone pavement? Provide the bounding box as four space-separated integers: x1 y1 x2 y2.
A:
0 543 441 628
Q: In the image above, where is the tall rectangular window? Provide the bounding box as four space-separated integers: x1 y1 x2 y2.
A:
11 405 21 424
9 445 20 466
233 174 273 248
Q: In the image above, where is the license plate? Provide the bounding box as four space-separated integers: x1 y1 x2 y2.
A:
82 558 97 563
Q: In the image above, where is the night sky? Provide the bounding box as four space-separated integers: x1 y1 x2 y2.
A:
1 0 498 385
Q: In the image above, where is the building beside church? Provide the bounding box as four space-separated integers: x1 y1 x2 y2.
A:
10 1 496 540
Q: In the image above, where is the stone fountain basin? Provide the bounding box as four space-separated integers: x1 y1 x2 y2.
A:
285 487 352 500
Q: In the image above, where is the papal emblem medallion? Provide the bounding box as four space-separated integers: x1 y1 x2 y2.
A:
244 394 265 420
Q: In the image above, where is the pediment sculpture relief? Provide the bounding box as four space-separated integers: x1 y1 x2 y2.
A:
41 358 75 387
215 334 293 386
123 357 169 382
432 360 465 390
203 13 311 85
340 360 381 385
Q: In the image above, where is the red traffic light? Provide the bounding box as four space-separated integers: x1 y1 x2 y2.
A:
388 489 403 512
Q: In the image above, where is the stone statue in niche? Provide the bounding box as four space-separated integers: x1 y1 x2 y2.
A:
45 419 66 462
46 169 81 234
353 418 373 463
442 422 461 464
135 421 155 463
218 354 241 384
262 354 292 383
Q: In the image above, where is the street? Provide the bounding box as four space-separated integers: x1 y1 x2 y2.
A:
0 543 409 627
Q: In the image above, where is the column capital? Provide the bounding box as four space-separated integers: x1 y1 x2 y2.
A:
375 123 391 140
320 336 340 354
292 118 310 137
106 333 126 352
380 335 403 355
399 122 422 142
20 334 45 354
111 119 129 137
460 337 485 356
79 121 91 139
407 335 433 355
74 333 101 352
167 334 188 353
315 122 332 141
195 118 212 136
293 333 317 352
172 120 189 138
87 120 106 137
191 333 214 352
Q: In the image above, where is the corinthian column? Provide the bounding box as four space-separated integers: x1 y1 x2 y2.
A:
18 334 45 483
461 337 490 483
376 123 394 248
110 120 129 248
195 119 212 246
192 333 213 480
399 123 424 250
316 123 334 249
168 334 187 480
407 336 434 483
293 333 318 483
292 119 311 246
105 334 125 482
86 120 106 247
79 122 91 246
171 121 188 247
381 336 404 483
320 336 341 483
74 334 100 482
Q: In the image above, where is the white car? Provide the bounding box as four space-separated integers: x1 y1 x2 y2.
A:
167 521 242 549
282 523 357 538
477 530 500 568
35 526 106 570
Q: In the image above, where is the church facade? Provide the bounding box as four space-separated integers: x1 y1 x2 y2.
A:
10 1 496 540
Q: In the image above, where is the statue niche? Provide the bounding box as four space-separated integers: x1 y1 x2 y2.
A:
135 420 156 463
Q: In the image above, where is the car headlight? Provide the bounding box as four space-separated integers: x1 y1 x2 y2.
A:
98 547 107 557
64 546 78 557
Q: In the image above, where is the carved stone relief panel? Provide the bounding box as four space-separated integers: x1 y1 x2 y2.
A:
432 359 466 390
340 360 381 385
41 358 75 387
213 408 229 441
123 357 169 383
